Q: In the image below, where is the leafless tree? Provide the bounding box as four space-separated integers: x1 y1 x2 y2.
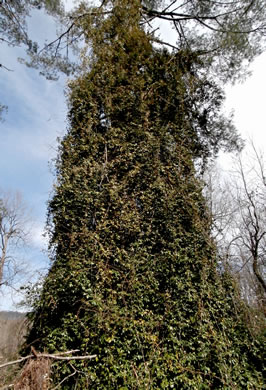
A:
0 190 31 290
204 142 266 313
231 143 266 310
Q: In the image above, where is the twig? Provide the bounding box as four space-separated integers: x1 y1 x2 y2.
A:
38 10 112 56
50 366 77 390
0 64 13 71
50 362 89 390
151 38 179 50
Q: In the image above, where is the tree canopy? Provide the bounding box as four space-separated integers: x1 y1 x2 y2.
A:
1 0 265 82
0 0 265 120
6 0 263 82
0 0 62 52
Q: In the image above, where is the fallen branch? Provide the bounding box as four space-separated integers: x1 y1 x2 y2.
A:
0 350 96 369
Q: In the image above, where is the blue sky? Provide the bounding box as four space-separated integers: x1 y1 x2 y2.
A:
0 4 266 310
0 9 68 310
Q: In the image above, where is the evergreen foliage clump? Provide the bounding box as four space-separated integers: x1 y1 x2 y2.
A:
25 1 263 388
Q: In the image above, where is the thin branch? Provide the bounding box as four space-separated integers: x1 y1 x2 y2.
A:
51 362 89 390
140 0 179 26
241 0 255 16
99 0 107 8
0 64 13 71
38 22 77 55
38 10 112 56
234 255 252 273
142 5 265 34
51 368 77 390
3 2 29 43
250 140 266 186
151 38 179 50
142 4 244 22
0 37 16 45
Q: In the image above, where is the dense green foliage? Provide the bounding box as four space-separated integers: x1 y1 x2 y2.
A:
25 1 263 388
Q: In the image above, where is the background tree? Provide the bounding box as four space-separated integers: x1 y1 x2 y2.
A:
204 142 266 315
24 1 264 388
0 0 63 68
0 103 7 121
231 146 266 311
0 190 31 290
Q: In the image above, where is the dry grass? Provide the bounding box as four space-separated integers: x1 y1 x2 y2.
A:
13 358 51 390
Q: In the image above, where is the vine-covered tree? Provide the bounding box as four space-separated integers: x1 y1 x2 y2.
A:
23 1 264 388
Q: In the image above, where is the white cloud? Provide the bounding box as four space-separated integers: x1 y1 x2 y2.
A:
225 52 266 149
64 0 77 12
30 221 49 249
0 47 67 158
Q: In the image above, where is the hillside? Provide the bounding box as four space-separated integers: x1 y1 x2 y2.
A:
0 311 27 360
